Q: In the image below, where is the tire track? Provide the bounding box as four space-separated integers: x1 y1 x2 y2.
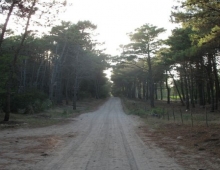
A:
42 99 112 170
114 100 139 170
34 97 183 170
84 101 111 170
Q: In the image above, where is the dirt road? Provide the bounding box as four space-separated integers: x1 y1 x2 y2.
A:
0 97 183 170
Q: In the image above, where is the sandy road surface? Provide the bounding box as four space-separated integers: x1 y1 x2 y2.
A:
0 97 183 170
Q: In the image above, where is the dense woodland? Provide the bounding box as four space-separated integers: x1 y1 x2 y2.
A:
1 0 220 122
111 0 220 112
0 0 110 121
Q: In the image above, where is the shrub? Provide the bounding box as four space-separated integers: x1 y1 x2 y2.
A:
131 108 147 116
9 90 49 113
33 99 52 113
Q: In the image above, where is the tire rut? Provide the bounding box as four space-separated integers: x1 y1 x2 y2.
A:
115 108 139 170
32 97 183 170
42 100 112 170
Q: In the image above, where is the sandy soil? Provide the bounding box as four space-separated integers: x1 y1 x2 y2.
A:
0 97 183 170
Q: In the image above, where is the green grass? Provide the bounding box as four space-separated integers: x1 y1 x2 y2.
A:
121 97 220 127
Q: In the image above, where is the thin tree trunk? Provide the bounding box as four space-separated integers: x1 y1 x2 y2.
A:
160 81 163 100
95 79 100 99
65 76 70 105
56 41 67 104
35 58 44 88
0 1 16 49
212 54 220 110
197 62 205 107
155 83 158 100
147 45 154 108
73 74 78 110
41 57 48 91
146 82 149 101
180 75 185 101
189 64 195 108
73 49 80 110
169 71 185 106
206 54 215 112
165 71 170 104
183 65 190 110
23 59 27 90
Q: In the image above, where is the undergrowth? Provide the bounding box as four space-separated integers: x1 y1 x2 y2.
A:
121 97 220 127
0 98 106 129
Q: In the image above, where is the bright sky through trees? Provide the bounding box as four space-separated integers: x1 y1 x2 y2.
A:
61 0 176 55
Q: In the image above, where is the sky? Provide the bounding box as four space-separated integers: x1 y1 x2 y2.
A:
61 0 177 56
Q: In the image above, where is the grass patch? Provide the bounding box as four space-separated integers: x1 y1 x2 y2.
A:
121 97 220 127
0 98 107 130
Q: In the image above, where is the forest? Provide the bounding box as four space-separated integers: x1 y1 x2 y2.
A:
111 0 220 113
0 0 111 121
1 1 220 169
0 0 220 122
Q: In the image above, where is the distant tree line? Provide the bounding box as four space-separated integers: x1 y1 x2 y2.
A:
111 0 220 112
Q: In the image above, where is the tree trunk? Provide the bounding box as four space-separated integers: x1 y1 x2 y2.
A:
0 1 16 49
72 49 80 110
41 58 48 91
196 62 205 107
180 75 186 101
165 71 170 104
189 64 195 108
155 83 158 100
146 82 149 101
198 80 205 106
211 54 220 110
183 65 190 110
169 71 185 106
35 58 44 88
138 81 142 99
73 74 78 110
65 78 69 105
147 45 154 108
160 81 163 100
206 54 215 112
23 59 27 90
4 0 37 121
143 80 146 100
4 79 11 121
95 79 100 99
